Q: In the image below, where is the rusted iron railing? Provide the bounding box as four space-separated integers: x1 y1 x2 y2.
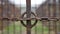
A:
0 0 60 34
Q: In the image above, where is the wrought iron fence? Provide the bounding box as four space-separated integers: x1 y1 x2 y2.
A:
0 0 60 34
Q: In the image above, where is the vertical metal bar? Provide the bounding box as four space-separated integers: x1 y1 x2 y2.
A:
1 20 3 34
1 0 3 34
58 20 60 34
26 0 31 34
51 0 57 34
48 2 50 34
42 20 44 34
20 1 22 34
7 0 9 34
13 4 16 34
48 21 50 34
48 3 50 34
58 0 60 33
54 21 57 34
13 21 15 34
58 0 60 18
6 20 9 34
56 0 59 18
53 0 56 18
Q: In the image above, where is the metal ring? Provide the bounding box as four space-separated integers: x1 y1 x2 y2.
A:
20 12 38 27
21 12 37 19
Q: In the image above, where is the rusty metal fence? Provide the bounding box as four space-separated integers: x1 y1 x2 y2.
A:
0 0 60 34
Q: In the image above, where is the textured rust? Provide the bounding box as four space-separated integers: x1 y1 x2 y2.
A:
26 0 31 34
20 11 38 28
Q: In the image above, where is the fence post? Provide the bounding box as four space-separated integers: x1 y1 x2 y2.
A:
26 0 31 34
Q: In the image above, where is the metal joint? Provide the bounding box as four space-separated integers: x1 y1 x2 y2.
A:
20 12 38 28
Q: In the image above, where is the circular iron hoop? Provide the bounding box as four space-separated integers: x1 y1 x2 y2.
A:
20 12 38 28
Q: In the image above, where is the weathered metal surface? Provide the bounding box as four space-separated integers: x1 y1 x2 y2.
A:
0 0 59 34
20 0 38 34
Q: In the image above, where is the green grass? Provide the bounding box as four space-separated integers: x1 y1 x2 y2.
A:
3 21 49 34
31 21 48 34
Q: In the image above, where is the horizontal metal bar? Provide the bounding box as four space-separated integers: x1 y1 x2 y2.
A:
0 17 59 21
